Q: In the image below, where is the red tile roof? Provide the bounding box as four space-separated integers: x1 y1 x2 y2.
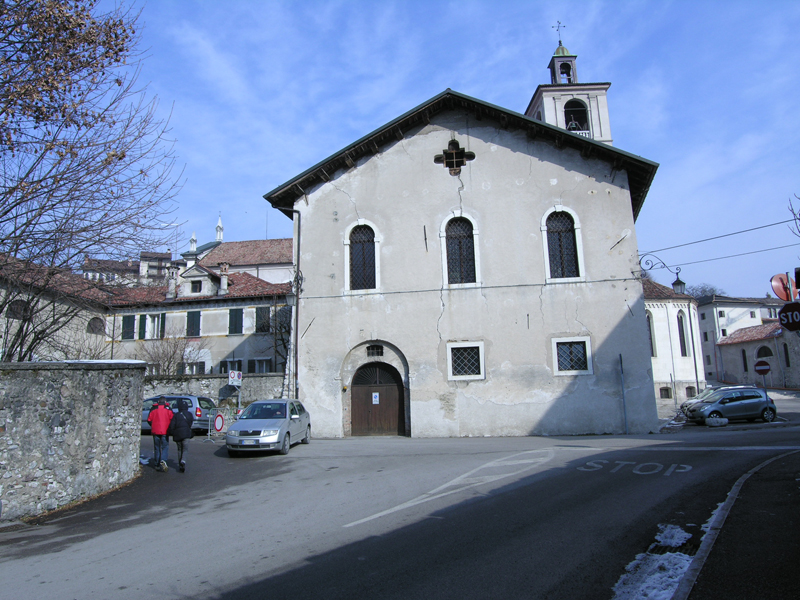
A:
198 239 292 268
717 322 782 345
642 278 695 301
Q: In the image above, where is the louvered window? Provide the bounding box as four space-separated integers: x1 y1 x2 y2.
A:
547 212 579 278
350 225 376 290
446 218 475 284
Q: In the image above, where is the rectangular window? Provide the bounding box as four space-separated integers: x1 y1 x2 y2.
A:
228 308 243 335
659 387 672 399
186 311 201 337
191 280 202 293
160 313 166 338
255 307 271 333
721 329 727 337
750 311 756 318
718 310 725 318
220 359 243 374
248 358 272 374
184 361 205 375
552 337 593 375
446 341 485 381
703 332 708 342
122 315 135 340
705 355 712 366
138 314 147 340
700 313 706 320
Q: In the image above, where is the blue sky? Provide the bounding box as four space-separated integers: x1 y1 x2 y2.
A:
129 0 800 298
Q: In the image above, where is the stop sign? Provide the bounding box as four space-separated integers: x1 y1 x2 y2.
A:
779 302 800 331
754 360 770 375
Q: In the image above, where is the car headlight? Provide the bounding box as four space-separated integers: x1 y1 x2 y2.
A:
261 429 279 437
227 430 239 437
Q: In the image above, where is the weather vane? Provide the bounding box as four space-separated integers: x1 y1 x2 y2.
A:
552 21 566 43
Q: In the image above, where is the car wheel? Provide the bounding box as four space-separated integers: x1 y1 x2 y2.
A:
708 411 723 419
279 433 290 455
302 425 311 444
761 407 776 423
227 449 239 458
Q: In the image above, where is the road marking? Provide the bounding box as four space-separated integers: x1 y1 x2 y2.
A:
344 448 556 528
577 460 692 475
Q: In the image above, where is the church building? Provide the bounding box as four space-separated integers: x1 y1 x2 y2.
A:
264 44 660 437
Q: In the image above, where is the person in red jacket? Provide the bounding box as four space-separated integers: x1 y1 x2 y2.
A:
148 397 174 472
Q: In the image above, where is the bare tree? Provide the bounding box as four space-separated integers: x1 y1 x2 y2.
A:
686 283 727 299
0 0 181 361
133 323 211 376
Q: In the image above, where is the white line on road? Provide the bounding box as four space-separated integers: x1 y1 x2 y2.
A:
344 448 556 528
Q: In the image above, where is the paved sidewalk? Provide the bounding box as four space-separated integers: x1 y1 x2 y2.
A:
686 449 800 599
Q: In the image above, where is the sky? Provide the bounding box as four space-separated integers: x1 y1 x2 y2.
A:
122 0 800 298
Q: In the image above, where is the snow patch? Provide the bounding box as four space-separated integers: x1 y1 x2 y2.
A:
655 523 692 547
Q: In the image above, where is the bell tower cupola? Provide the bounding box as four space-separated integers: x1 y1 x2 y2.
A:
525 35 614 146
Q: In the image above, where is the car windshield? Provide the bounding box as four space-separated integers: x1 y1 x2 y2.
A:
240 403 286 420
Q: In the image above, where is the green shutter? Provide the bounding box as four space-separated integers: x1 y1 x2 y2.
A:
122 315 135 340
138 315 146 339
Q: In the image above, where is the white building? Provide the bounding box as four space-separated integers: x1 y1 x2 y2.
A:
264 45 660 438
642 279 705 416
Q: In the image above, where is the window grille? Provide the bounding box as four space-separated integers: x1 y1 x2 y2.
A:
367 345 383 357
446 218 476 284
686 386 696 398
547 212 579 278
87 317 105 335
451 346 481 376
660 387 672 399
556 341 588 371
350 225 376 290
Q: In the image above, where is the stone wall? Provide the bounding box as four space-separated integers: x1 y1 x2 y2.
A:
0 361 145 521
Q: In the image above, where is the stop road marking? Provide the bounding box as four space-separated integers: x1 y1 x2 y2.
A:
577 460 692 476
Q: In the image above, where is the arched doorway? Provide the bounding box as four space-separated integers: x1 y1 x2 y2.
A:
351 362 405 435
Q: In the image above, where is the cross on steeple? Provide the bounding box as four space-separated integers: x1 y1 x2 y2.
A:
552 21 566 43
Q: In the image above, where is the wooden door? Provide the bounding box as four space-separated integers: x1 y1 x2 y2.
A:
351 363 404 435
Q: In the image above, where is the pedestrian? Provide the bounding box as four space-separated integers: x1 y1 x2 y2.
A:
168 398 194 472
148 396 173 472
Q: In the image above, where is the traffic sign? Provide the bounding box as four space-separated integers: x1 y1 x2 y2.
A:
228 370 242 386
778 302 800 331
770 274 797 301
754 360 770 375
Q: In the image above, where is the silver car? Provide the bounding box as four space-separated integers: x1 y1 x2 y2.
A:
226 399 311 456
685 387 777 424
141 395 217 433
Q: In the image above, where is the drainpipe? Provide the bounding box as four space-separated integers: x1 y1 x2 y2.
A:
286 208 302 400
773 334 786 388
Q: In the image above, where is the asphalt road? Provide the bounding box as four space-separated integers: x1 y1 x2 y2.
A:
1 407 799 600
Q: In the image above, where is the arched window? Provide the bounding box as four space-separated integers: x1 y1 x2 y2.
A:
349 225 376 290
564 99 588 132
742 349 748 372
677 312 688 357
445 218 476 284
784 343 791 368
756 346 774 358
546 211 579 278
87 317 105 335
646 312 656 357
6 300 31 321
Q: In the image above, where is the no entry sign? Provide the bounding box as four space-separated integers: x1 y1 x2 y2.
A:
754 360 770 375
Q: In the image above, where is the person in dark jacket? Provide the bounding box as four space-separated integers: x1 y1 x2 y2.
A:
148 397 174 472
168 398 194 472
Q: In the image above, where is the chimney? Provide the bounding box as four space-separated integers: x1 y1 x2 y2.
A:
218 262 229 296
190 232 197 253
166 266 178 299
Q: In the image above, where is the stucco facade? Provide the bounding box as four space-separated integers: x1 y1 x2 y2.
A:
267 92 660 438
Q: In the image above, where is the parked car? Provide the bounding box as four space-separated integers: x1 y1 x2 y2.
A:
679 385 749 416
685 387 777 424
226 399 310 456
141 395 217 433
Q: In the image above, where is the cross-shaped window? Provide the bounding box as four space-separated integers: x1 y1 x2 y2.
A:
434 139 475 176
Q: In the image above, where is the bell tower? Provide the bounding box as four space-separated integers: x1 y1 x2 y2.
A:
525 40 613 145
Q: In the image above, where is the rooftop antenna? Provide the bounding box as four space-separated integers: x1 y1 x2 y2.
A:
552 21 566 44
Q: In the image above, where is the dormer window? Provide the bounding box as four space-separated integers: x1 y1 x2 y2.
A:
191 281 202 293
